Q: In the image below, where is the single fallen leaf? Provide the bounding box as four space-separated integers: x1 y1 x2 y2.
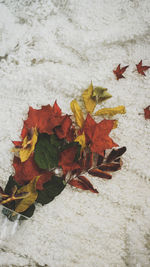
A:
92 87 112 103
144 105 150 119
95 106 126 116
113 64 129 80
136 60 150 76
82 82 96 114
15 176 40 213
75 132 86 150
70 100 84 128
88 168 112 179
106 147 126 163
20 128 38 162
69 175 98 193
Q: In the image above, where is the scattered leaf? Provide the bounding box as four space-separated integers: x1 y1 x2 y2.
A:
113 64 129 80
70 100 84 128
92 87 112 103
95 106 126 116
82 82 96 114
144 105 150 119
136 60 150 76
69 175 98 193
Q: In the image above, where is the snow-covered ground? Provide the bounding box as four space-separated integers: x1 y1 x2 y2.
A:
0 0 150 266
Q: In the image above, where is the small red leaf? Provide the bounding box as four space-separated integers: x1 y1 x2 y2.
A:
144 105 150 119
113 64 129 80
69 175 98 193
136 60 150 76
88 168 112 179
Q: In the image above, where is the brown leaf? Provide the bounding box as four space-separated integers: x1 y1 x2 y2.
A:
106 147 126 163
98 162 121 172
88 168 112 179
69 175 98 193
136 60 150 76
113 64 129 80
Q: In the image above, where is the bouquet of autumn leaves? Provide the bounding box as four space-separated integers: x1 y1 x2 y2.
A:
0 83 126 221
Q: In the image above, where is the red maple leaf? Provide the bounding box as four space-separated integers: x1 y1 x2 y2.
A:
83 114 118 156
21 102 64 138
113 64 129 80
136 60 150 76
144 105 150 119
55 115 75 142
58 146 80 174
13 155 52 190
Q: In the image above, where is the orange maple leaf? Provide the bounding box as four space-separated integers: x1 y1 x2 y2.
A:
113 64 129 80
136 60 150 76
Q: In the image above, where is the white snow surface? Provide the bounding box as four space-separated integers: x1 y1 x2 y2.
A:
0 0 150 266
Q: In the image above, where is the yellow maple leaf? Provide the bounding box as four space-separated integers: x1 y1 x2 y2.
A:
20 127 38 162
70 99 84 128
75 132 86 150
82 82 96 114
95 106 126 116
15 176 40 214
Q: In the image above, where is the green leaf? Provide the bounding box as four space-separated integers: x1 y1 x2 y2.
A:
92 87 112 103
36 175 66 205
34 134 59 170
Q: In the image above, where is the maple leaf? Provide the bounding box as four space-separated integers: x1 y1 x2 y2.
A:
144 105 150 119
55 115 75 141
136 60 150 76
83 114 118 156
21 102 64 138
69 175 98 193
58 145 81 174
113 64 129 80
13 154 53 190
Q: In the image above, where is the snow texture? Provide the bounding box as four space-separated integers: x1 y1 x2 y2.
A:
0 0 150 266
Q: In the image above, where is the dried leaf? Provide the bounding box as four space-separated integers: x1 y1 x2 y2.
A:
92 87 112 103
20 128 38 162
15 176 40 213
55 115 74 141
98 162 122 172
83 115 118 156
144 105 150 119
58 144 81 174
113 64 129 80
70 100 84 128
69 175 98 193
106 147 126 163
75 132 86 150
88 168 112 179
95 106 126 116
82 82 96 114
136 60 150 76
13 155 52 190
